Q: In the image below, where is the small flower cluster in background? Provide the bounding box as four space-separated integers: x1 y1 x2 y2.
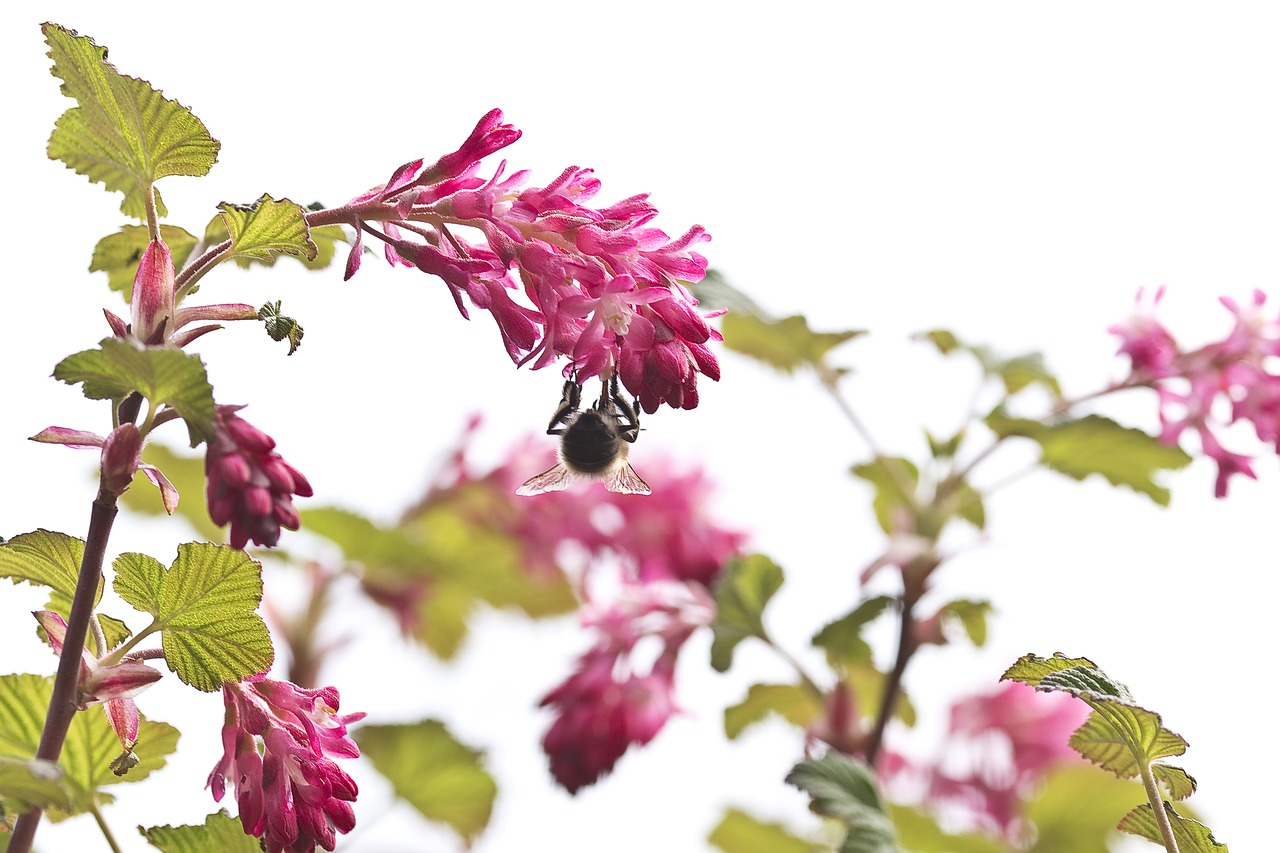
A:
1110 287 1280 495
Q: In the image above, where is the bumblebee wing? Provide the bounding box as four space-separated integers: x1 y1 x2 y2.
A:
516 463 577 496
604 462 651 496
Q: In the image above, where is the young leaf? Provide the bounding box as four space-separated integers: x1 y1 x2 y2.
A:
0 530 95 604
724 683 824 740
915 330 1062 396
53 340 216 446
43 24 219 219
113 545 272 691
851 457 919 534
1117 802 1227 852
812 595 895 669
721 312 864 373
90 225 200 298
937 599 993 647
785 753 899 853
0 757 72 815
140 810 262 853
708 807 819 853
357 720 496 844
211 196 318 265
710 554 785 673
886 803 1006 853
258 301 305 355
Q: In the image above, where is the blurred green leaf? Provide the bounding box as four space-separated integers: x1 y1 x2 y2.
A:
710 555 785 673
90 225 200 299
113 544 272 691
724 683 824 740
938 599 992 647
686 269 767 315
43 23 219 219
722 312 864 373
708 807 819 853
1024 764 1147 853
851 457 919 534
846 665 916 728
886 803 1005 853
122 444 223 542
916 329 1061 397
812 596 895 669
0 757 72 815
140 810 261 852
786 753 898 853
1117 802 1227 852
358 720 496 844
53 340 215 446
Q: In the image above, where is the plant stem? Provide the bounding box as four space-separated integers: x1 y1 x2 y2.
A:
1138 760 1181 853
7 486 120 853
90 800 124 853
863 588 918 768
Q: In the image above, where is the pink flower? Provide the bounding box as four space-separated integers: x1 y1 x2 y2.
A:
206 405 313 549
1107 286 1178 378
207 676 365 853
35 610 162 749
319 110 718 411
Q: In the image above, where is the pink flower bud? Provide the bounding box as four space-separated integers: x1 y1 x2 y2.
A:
130 239 175 345
100 423 143 495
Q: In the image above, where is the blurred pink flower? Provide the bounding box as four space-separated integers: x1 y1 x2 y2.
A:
208 676 365 853
206 405 313 549
318 110 718 411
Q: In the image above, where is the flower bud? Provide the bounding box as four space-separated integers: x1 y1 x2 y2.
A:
131 239 175 345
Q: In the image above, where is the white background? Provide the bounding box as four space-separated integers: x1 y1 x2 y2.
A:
2 3 1276 852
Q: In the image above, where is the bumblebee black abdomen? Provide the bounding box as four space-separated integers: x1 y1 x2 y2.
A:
561 413 621 474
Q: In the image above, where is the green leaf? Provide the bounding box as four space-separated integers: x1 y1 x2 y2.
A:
205 213 343 273
0 530 93 604
211 195 317 265
721 312 864 373
113 544 272 691
1023 764 1149 853
851 457 919 534
121 444 224 542
258 301 304 355
984 413 1191 505
1000 651 1100 687
0 674 179 816
357 720 495 844
140 810 261 853
90 225 200 299
0 757 72 814
785 753 898 853
1153 764 1198 801
686 269 768 316
916 329 1062 396
1117 802 1227 852
938 599 992 647
708 807 819 853
886 803 1006 853
710 555 785 673
53 340 216 446
846 665 916 727
724 683 824 740
811 596 895 670
43 24 219 219
38 592 132 655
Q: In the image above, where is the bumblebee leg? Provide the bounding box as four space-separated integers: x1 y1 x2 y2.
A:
546 378 582 434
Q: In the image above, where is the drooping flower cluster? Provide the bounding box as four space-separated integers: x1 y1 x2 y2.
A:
880 683 1088 843
205 405 313 548
207 676 365 853
1109 287 1280 495
365 419 745 790
319 109 720 412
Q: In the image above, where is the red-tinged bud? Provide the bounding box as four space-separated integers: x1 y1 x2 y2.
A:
104 308 129 338
100 423 143 495
131 239 175 345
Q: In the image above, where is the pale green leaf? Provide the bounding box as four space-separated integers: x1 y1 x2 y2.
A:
0 757 72 814
1153 763 1198 801
358 720 495 843
1068 711 1188 778
53 340 215 446
1000 652 1100 687
812 596 895 669
851 458 919 534
0 530 94 603
785 754 898 853
139 810 261 853
89 225 200 299
114 544 272 691
708 807 819 853
722 312 864 373
886 803 1005 853
213 195 317 264
1117 802 1228 852
724 683 823 739
1024 764 1148 853
710 555 785 673
939 599 992 647
43 24 219 219
915 330 1062 396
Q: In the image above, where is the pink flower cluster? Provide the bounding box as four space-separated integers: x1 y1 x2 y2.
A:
880 683 1088 842
1109 287 1280 496
207 676 365 853
322 110 720 412
206 405 314 549
373 420 745 791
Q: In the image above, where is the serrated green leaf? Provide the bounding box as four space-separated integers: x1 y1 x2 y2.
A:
0 674 178 816
710 555 785 673
122 444 223 542
708 807 819 853
212 195 317 265
90 225 200 299
43 24 219 219
114 544 272 691
812 596 895 670
140 810 261 853
939 599 992 647
53 340 215 446
851 457 919 534
1153 763 1197 801
724 683 823 740
358 720 495 843
0 757 72 814
0 530 94 604
1117 802 1228 852
722 312 864 373
785 753 898 853
1068 710 1188 778
1000 652 1100 687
